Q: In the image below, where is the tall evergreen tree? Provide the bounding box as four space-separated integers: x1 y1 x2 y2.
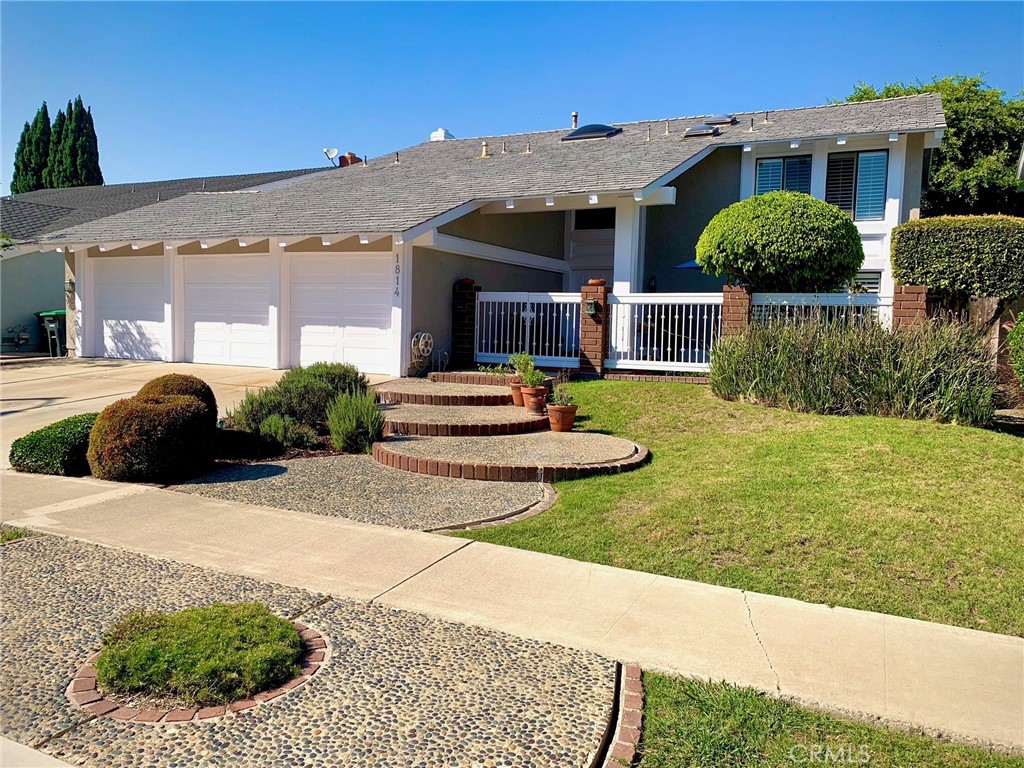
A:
52 99 78 188
10 122 32 193
43 107 67 188
76 103 103 186
27 102 51 191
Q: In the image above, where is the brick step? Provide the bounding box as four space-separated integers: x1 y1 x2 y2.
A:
375 378 513 407
382 403 549 437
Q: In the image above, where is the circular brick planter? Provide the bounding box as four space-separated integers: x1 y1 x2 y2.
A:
66 620 328 724
384 414 549 438
376 383 513 407
597 664 645 768
372 440 650 483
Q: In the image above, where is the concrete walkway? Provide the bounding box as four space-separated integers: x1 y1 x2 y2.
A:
2 471 1022 753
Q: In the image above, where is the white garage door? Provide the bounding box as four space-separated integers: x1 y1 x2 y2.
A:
93 257 167 360
184 256 271 367
290 254 392 373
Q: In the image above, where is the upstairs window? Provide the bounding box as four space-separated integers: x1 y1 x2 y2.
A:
826 150 888 221
756 155 812 195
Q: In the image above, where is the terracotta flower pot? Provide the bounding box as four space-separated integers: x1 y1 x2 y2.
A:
525 394 547 415
509 377 524 407
547 404 579 432
519 386 547 413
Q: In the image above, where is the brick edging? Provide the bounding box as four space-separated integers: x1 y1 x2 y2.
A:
600 665 644 768
429 372 516 387
376 389 513 407
66 621 328 724
384 414 549 437
426 483 558 532
371 441 650 483
605 373 709 384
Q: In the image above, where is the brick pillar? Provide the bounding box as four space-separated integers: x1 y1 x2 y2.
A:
451 279 480 370
722 284 752 335
892 284 930 330
579 279 610 378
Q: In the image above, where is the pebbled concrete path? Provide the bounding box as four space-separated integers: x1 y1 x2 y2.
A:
3 470 1022 753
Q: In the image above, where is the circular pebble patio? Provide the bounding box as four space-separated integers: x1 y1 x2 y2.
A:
376 379 513 406
383 402 549 436
175 455 545 530
3 535 618 768
383 432 640 465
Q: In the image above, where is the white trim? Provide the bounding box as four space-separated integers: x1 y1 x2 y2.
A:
476 352 579 369
171 248 185 361
392 243 413 377
478 291 581 302
612 199 641 294
603 359 710 373
163 250 175 361
640 146 716 196
268 241 284 369
420 231 569 274
810 140 828 199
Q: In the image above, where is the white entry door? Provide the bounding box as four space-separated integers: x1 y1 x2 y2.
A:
93 256 167 360
184 256 271 367
289 254 393 373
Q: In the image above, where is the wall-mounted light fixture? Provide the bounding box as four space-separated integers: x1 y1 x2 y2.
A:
790 140 800 149
742 144 752 152
505 199 515 209
64 279 75 294
545 196 555 206
836 136 847 146
588 194 599 205
889 132 899 142
585 298 600 319
359 234 370 245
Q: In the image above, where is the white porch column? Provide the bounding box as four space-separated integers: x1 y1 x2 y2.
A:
268 239 288 369
162 247 175 362
613 199 641 295
170 246 186 361
390 242 413 377
810 140 829 199
73 249 92 356
881 135 908 300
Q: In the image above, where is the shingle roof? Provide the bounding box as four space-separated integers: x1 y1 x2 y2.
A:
34 94 944 245
1 168 323 240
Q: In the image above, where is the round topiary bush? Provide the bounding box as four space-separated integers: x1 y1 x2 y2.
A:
696 191 864 291
136 374 218 427
9 412 98 476
95 603 303 706
87 395 215 482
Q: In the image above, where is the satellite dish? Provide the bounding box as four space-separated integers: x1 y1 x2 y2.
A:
323 148 340 167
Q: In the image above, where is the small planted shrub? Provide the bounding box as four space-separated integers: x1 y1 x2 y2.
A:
710 318 996 426
1007 312 1024 387
96 603 303 706
88 395 215 482
215 428 282 461
258 414 318 450
326 390 384 453
9 412 98 476
276 363 369 430
136 374 218 427
226 387 287 433
696 191 864 291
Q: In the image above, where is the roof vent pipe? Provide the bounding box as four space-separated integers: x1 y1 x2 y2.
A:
481 141 490 158
394 152 400 164
523 141 532 154
748 118 754 132
501 141 507 154
664 120 670 136
763 111 771 124
571 111 578 129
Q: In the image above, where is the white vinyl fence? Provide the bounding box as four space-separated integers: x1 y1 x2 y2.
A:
475 291 582 368
605 293 723 372
751 293 894 329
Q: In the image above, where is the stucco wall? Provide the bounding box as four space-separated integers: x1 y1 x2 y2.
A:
902 132 925 220
1 250 65 352
411 247 562 362
643 147 741 293
439 209 565 260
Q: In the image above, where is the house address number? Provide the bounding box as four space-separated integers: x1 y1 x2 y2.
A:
394 254 400 297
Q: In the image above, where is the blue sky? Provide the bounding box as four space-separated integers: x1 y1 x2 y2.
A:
2 2 1022 186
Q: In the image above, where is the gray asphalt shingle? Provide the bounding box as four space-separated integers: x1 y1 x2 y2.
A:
31 94 944 245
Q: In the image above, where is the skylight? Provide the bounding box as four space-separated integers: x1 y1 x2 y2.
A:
705 114 737 126
683 124 720 138
561 124 623 142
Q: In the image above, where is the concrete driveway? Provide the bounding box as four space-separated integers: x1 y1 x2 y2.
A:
0 359 391 469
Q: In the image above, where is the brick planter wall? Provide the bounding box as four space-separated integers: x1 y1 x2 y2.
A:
892 284 930 330
580 279 611 377
451 280 481 370
722 284 752 335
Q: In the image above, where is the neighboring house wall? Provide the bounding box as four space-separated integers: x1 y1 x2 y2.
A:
643 148 741 293
411 247 562 362
439 209 566 260
1 251 65 353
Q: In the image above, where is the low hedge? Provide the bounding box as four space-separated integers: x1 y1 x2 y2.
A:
88 395 215 482
137 374 218 427
891 215 1024 301
9 412 98 476
710 317 996 426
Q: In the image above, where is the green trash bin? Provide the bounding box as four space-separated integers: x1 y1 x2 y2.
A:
34 310 67 357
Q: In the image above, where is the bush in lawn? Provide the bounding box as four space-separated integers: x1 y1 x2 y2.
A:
696 191 864 291
710 317 996 426
136 374 218 427
891 215 1024 303
95 603 302 706
258 414 318 450
326 390 384 453
1009 312 1024 387
88 395 215 482
9 412 98 476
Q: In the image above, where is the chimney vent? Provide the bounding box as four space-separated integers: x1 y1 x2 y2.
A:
571 111 579 129
480 141 490 158
430 127 455 142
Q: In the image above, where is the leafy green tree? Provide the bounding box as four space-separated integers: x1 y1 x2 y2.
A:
9 102 51 193
842 75 1024 216
42 107 67 188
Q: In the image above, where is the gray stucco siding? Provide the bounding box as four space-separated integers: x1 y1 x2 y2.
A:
438 209 565 260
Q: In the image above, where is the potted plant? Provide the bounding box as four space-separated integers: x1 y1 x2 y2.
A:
507 352 535 408
547 384 578 432
519 367 547 415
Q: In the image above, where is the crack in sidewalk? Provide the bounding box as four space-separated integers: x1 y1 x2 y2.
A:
368 539 475 603
742 590 781 696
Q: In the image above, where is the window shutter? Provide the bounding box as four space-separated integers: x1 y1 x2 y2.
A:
855 271 881 293
826 153 856 214
855 151 888 221
783 156 812 194
756 158 783 195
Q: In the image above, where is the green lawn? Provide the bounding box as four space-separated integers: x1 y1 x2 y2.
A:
641 675 1024 767
458 381 1024 635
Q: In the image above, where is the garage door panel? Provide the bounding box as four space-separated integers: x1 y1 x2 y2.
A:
184 256 271 367
93 257 167 361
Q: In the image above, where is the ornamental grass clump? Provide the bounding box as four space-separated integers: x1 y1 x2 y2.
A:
326 390 384 453
95 603 303 706
710 317 996 426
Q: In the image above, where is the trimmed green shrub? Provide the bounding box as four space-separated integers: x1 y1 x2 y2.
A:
326 390 384 453
226 387 286 433
258 414 318 449
136 374 218 426
96 603 302 706
1008 312 1024 387
9 412 98 476
88 395 215 482
215 428 281 461
710 317 996 426
696 191 864 291
275 363 369 430
891 215 1024 301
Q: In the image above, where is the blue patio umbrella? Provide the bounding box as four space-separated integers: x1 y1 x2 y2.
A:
672 259 702 270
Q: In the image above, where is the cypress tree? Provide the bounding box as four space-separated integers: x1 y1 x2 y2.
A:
27 102 51 191
10 122 31 193
43 107 67 188
52 99 78 188
76 103 103 186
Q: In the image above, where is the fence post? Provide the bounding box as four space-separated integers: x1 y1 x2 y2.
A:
451 278 480 370
579 279 610 378
892 284 930 330
722 284 752 335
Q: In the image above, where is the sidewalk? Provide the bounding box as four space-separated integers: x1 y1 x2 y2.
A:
2 470 1022 752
